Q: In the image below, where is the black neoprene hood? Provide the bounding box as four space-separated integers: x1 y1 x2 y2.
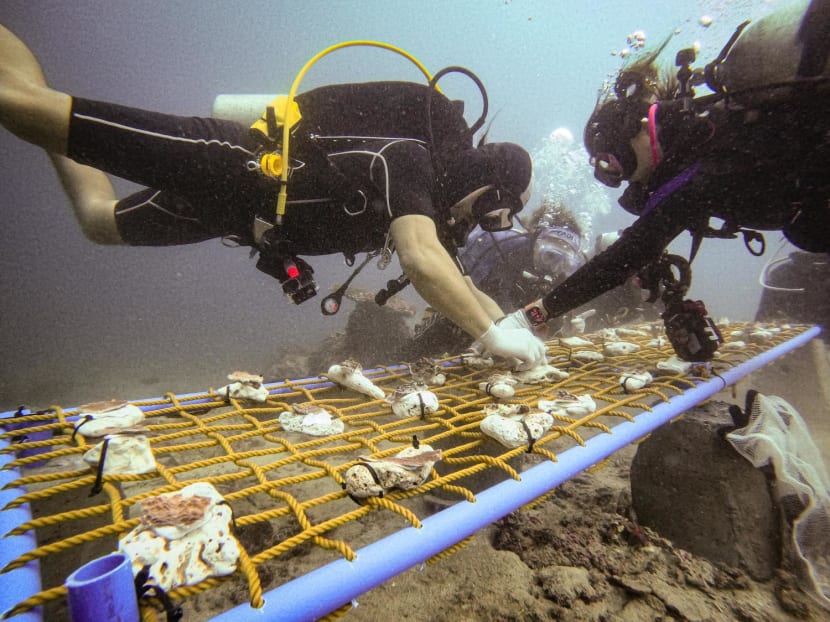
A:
584 98 651 178
479 142 533 198
441 142 532 207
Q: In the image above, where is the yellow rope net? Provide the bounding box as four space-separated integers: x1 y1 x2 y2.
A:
0 321 812 620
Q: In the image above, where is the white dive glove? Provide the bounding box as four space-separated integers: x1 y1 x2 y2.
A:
469 309 532 354
495 308 532 331
476 323 546 370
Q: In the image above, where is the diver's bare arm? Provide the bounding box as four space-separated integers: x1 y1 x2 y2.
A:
0 24 71 152
464 275 504 319
0 25 121 244
391 214 494 340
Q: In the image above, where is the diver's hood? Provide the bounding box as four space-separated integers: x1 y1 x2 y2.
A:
584 98 651 183
440 142 533 212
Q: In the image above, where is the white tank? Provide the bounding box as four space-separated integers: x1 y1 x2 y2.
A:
709 0 829 105
212 94 278 124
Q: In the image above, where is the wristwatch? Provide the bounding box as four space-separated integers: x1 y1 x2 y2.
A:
523 302 549 327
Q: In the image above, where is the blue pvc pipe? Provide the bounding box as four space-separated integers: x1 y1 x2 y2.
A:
65 553 139 622
0 363 421 419
0 418 43 622
211 325 821 622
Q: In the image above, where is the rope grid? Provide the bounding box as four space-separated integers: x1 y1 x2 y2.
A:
0 321 807 620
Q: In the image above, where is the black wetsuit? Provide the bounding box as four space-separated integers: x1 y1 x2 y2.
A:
541 97 830 320
67 82 472 258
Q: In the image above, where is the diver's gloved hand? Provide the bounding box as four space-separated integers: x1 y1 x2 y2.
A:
498 304 550 339
497 308 532 331
477 323 546 371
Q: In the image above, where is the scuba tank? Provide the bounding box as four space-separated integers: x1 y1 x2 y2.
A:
705 0 830 106
212 94 279 125
209 42 491 313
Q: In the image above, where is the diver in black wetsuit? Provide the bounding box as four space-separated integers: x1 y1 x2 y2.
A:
0 26 547 369
499 0 830 356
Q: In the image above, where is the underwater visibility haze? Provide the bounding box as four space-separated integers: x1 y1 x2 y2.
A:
0 0 787 409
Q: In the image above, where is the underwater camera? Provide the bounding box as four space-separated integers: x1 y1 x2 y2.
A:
662 299 723 362
280 256 317 305
256 250 318 305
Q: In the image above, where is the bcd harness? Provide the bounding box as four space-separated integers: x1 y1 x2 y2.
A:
627 26 827 361
243 41 490 314
662 2 830 264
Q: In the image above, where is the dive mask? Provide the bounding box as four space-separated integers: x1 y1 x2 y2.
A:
472 187 524 232
584 98 650 187
473 142 533 231
532 226 583 280
590 152 626 188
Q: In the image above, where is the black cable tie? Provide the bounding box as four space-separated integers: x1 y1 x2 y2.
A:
412 435 420 449
417 392 427 419
134 564 151 596
343 460 388 505
72 415 94 443
520 419 537 453
360 462 383 488
135 566 183 622
89 437 110 496
9 406 29 443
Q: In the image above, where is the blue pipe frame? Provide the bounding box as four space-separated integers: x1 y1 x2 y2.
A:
0 325 821 621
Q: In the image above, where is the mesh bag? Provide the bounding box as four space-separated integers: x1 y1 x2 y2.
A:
727 391 830 608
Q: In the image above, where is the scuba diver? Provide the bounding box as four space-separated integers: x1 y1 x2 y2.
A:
499 0 830 361
462 199 585 312
0 25 546 369
401 198 664 359
399 199 585 358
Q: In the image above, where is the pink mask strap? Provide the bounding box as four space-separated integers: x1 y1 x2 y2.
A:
648 103 660 167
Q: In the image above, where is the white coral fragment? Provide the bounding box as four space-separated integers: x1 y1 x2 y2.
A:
538 391 597 418
408 358 446 386
559 336 593 348
482 403 530 417
619 370 654 391
74 401 144 438
722 340 747 350
571 350 605 363
615 327 651 338
384 384 440 418
279 403 344 436
325 359 385 400
656 355 693 374
119 482 240 590
83 435 156 475
570 309 596 333
343 443 441 499
461 349 495 369
513 363 570 384
216 370 269 402
604 341 641 356
479 373 518 400
480 411 554 449
748 328 774 343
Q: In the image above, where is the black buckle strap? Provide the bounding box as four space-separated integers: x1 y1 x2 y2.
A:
134 565 183 622
89 437 110 497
